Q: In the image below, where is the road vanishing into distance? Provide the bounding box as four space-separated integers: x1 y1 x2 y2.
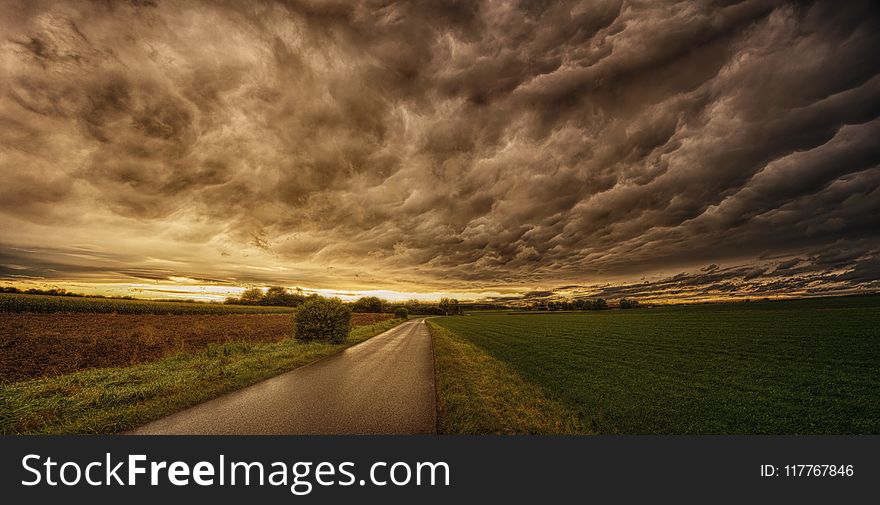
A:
129 318 436 435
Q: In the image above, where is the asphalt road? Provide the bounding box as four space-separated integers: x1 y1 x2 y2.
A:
129 318 436 435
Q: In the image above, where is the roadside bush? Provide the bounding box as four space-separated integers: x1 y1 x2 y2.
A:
394 307 409 319
294 297 352 343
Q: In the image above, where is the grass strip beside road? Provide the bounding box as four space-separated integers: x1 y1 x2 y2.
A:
0 319 404 434
428 320 587 435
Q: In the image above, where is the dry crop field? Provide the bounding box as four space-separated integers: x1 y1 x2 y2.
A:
0 293 298 314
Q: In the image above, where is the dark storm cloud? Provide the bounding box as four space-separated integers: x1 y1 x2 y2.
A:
1 0 879 296
498 245 880 304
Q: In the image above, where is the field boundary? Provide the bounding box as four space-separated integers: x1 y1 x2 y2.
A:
428 317 441 435
427 319 588 435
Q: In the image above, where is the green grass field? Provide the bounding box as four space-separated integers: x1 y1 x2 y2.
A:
432 296 880 434
0 293 295 315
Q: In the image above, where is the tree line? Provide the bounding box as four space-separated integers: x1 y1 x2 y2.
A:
527 297 641 311
4 284 639 313
226 286 641 313
0 287 131 298
225 286 309 307
224 287 464 315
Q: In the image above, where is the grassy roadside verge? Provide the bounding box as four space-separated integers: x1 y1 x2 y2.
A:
0 319 403 434
428 319 587 434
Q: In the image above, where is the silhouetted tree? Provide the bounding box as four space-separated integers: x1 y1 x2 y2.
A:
439 298 462 315
438 298 451 315
352 296 385 313
260 286 306 307
239 288 264 305
619 298 640 309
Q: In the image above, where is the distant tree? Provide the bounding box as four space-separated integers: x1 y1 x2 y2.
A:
438 298 451 315
405 299 423 314
402 299 445 315
619 298 640 309
260 286 306 307
239 288 264 305
290 288 307 306
439 298 462 315
549 300 574 311
393 307 409 319
352 296 385 313
262 286 288 305
591 298 608 310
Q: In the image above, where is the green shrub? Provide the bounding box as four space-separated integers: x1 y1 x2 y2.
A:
394 307 409 319
294 297 352 343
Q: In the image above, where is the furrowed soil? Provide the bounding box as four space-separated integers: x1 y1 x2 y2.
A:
1 312 393 382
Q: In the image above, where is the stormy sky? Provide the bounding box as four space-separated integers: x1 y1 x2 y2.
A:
1 0 879 302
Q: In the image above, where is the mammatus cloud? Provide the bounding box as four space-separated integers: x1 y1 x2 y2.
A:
1 0 879 300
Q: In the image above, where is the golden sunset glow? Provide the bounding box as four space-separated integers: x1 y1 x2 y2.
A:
1 1 879 303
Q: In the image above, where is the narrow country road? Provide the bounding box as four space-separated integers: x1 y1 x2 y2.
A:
129 318 436 435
